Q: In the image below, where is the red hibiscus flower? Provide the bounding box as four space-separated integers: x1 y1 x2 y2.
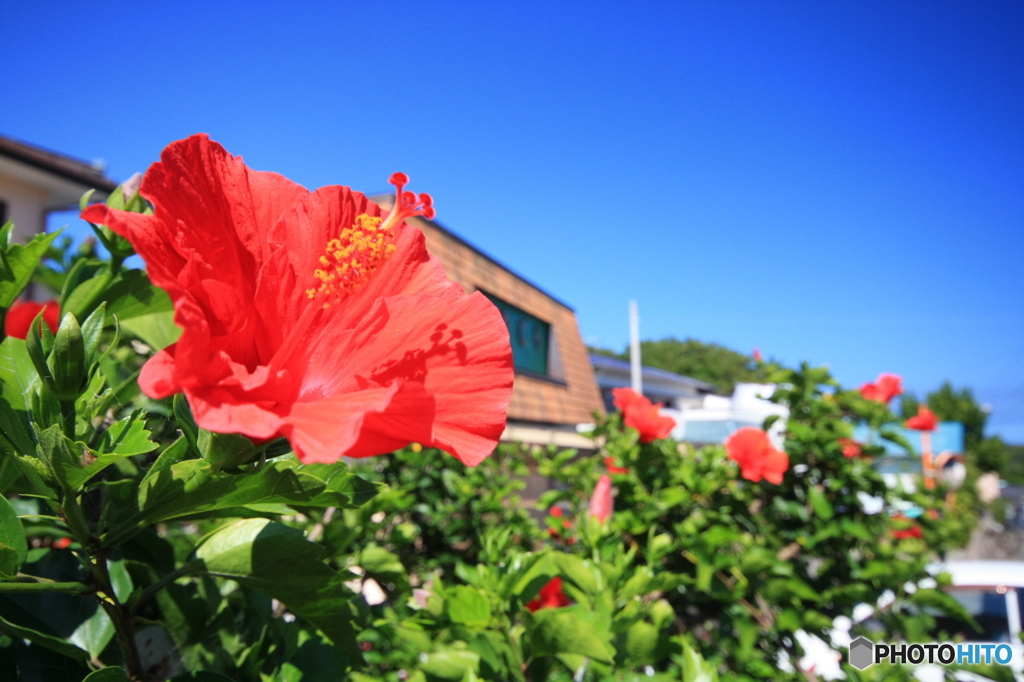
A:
906 405 938 432
838 438 862 459
725 427 789 485
612 387 676 444
859 373 903 404
752 348 763 362
526 577 571 612
891 515 923 540
5 300 59 339
589 474 613 523
603 456 628 475
548 506 563 518
80 135 513 466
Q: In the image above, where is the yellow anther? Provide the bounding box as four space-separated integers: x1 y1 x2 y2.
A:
307 213 396 305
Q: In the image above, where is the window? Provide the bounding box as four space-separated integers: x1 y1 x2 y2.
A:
482 292 554 378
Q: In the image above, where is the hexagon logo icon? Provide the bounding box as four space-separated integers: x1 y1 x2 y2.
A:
849 637 874 670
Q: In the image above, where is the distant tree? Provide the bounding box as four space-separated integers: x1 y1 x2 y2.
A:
973 436 1010 478
926 382 988 452
588 337 764 394
899 392 921 420
1005 444 1024 487
587 345 620 359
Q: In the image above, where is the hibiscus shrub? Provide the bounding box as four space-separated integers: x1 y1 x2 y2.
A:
533 369 977 680
0 135 979 682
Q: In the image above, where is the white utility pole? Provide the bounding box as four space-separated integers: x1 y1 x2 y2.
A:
629 299 642 394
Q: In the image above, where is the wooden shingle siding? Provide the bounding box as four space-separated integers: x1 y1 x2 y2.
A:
406 215 605 426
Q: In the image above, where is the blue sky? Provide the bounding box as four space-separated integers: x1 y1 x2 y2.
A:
4 1 1023 440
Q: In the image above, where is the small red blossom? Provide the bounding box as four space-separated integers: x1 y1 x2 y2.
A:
725 427 789 485
859 373 903 404
612 387 676 444
752 348 763 362
838 438 862 459
589 474 613 523
891 515 923 540
5 300 59 339
561 519 572 529
52 536 72 550
549 506 563 518
906 405 938 432
526 577 571 612
81 135 514 466
603 456 628 475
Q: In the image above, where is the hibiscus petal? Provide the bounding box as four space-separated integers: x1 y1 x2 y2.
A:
285 289 512 466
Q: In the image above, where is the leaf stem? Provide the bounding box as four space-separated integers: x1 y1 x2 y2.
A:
0 579 90 594
129 559 205 615
93 549 145 681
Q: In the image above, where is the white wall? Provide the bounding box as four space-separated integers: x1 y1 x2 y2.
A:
0 172 48 242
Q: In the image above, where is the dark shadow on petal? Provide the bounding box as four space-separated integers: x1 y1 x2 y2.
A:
366 323 468 386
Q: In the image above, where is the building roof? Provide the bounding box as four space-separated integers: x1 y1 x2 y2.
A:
852 421 965 456
589 353 716 392
369 196 604 427
0 134 117 208
372 194 574 311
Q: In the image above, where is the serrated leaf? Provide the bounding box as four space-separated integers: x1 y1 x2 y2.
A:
56 413 158 490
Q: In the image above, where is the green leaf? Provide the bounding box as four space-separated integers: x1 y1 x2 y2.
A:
194 519 360 655
0 495 28 578
678 639 718 682
527 606 612 663
79 303 106 365
134 458 376 528
173 394 200 456
552 553 601 594
83 667 129 681
119 310 181 351
418 650 481 680
808 486 834 520
0 337 36 456
624 620 660 663
103 270 172 321
0 229 61 307
0 611 90 661
58 413 158 490
446 586 492 628
198 430 256 471
68 555 132 657
357 545 404 576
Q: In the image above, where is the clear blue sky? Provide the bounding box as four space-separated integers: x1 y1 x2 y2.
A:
4 2 1023 440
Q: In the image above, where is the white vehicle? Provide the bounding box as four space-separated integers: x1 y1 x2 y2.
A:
929 560 1024 679
795 562 1024 681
